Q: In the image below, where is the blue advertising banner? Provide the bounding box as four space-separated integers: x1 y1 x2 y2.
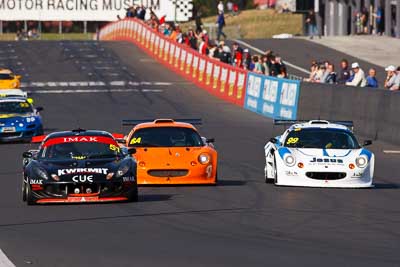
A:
244 73 300 120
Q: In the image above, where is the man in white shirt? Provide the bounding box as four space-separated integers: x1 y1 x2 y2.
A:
384 65 398 90
346 62 367 87
218 1 224 14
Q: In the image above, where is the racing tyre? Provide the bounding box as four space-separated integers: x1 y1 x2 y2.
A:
25 183 37 205
22 181 27 202
273 157 278 185
127 187 138 202
265 157 276 184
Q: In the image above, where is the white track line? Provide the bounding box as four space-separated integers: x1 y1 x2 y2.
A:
233 39 310 75
20 81 172 88
26 88 163 94
383 150 400 154
0 249 15 267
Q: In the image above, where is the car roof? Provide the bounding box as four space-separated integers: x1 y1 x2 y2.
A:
288 120 350 132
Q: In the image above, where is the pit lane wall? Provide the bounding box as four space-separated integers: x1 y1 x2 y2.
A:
98 18 300 120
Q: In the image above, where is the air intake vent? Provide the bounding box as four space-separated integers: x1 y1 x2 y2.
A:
154 119 174 124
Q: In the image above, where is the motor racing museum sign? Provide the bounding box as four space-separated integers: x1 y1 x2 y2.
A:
0 0 193 21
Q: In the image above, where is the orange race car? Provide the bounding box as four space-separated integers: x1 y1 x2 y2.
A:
122 119 218 185
0 69 21 89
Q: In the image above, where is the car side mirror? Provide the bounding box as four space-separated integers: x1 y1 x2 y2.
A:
16 75 22 79
36 107 44 112
363 140 372 146
206 138 215 143
269 137 278 144
128 148 136 155
23 151 33 158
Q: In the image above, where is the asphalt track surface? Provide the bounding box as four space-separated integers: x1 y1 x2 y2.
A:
239 39 386 83
0 41 399 267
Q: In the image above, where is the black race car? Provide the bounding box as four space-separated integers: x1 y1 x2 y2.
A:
22 129 138 205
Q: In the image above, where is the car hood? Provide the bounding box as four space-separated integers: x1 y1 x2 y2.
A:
292 148 356 158
34 158 123 181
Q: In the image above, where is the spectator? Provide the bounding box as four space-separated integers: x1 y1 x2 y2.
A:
187 28 198 50
313 64 326 83
216 11 227 41
366 68 379 88
338 59 350 84
277 66 288 78
199 37 208 55
323 63 337 84
361 7 369 34
346 62 367 87
252 56 264 74
232 42 243 67
261 55 270 75
243 49 252 70
217 1 224 14
219 45 232 64
268 55 280 77
227 1 234 15
305 10 319 39
195 10 203 34
373 6 384 35
390 67 400 91
384 65 397 89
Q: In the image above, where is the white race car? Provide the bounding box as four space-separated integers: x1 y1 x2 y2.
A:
264 120 374 188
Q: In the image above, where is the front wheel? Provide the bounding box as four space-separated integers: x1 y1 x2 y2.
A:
22 181 27 202
265 157 277 184
25 183 37 205
127 187 138 202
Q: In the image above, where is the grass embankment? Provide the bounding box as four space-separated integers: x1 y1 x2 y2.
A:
0 33 94 41
182 9 303 39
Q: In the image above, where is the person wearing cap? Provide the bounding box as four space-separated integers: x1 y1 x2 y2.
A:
346 62 367 87
389 66 400 90
384 65 397 89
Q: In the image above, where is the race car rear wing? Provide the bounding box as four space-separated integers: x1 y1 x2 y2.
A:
122 118 202 126
274 119 354 128
31 135 46 143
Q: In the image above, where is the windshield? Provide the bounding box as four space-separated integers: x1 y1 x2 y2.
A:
0 101 33 114
39 137 122 160
0 73 14 80
129 127 203 147
284 128 360 149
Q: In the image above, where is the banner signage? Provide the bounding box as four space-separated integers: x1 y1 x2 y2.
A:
0 0 193 21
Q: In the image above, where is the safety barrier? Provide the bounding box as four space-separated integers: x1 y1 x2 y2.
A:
99 18 247 106
244 73 300 120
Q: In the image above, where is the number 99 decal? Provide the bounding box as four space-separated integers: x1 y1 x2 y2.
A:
286 137 299 145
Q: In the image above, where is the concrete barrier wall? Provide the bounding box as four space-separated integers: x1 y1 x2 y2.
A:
298 83 400 145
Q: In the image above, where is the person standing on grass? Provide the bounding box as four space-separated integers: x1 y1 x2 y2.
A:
216 11 227 41
305 9 319 39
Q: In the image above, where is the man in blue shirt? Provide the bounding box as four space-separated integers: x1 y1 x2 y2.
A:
366 68 378 88
216 11 227 41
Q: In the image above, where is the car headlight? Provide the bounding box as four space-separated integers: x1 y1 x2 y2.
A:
355 156 368 168
116 161 130 178
34 167 49 180
26 117 36 123
198 153 210 165
283 154 296 167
